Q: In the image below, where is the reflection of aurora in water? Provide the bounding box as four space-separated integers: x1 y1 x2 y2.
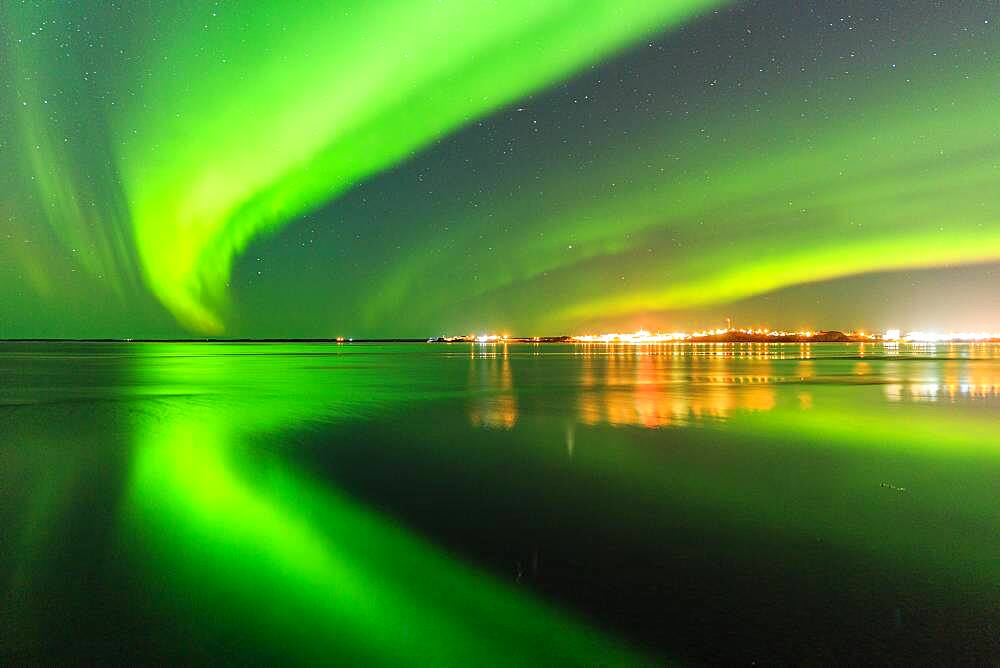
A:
456 346 1000 604
5 342 1000 662
460 342 1000 430
118 345 643 664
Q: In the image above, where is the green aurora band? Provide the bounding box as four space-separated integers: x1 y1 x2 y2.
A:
2 0 722 333
2 2 999 335
360 33 1000 332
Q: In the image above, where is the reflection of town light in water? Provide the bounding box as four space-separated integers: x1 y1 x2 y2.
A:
467 349 518 429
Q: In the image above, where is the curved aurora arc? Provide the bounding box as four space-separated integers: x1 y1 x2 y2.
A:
3 1 1000 335
2 0 725 333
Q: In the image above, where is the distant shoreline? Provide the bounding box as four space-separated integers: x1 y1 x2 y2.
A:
3 334 1000 345
0 338 428 344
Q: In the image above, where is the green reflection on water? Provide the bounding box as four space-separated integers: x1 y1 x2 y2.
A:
120 344 645 665
490 343 1000 598
5 342 1000 662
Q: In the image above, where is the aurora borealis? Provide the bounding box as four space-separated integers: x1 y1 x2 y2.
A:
2 1 999 337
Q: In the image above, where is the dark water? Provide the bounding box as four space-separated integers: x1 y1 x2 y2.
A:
2 342 1000 664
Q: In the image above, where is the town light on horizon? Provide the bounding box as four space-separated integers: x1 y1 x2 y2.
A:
572 326 821 343
569 327 1000 344
432 326 1000 344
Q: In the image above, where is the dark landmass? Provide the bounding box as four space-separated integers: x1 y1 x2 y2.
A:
428 336 574 343
431 330 857 343
690 330 853 343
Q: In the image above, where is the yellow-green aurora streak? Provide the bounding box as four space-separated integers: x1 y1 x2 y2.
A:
360 38 1000 331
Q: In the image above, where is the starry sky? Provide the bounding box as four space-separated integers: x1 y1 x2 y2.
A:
2 1 999 338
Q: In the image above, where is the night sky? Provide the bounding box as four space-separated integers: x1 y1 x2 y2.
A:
2 1 999 338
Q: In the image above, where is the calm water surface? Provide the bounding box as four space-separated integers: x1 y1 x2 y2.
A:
2 342 1000 664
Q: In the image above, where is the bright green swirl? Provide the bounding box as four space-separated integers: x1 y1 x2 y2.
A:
115 0 725 332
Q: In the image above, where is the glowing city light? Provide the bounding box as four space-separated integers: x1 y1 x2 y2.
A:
570 327 1000 344
573 326 830 344
431 326 1000 345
